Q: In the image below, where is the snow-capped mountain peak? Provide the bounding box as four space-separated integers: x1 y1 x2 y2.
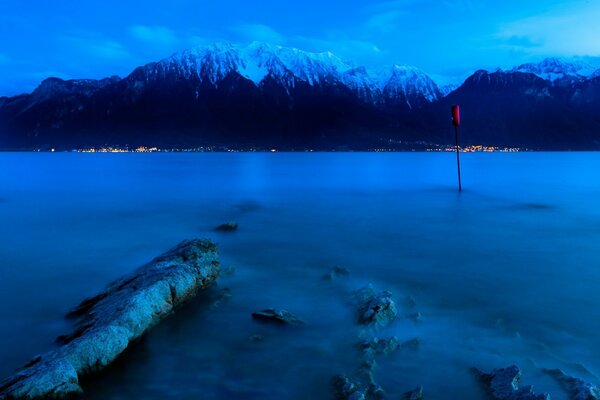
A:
511 57 597 82
131 41 442 106
156 41 354 87
378 65 442 102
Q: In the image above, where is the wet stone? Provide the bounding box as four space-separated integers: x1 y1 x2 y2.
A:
325 266 350 280
354 286 397 327
474 365 550 400
360 337 401 358
215 222 238 232
331 375 366 400
251 309 305 325
403 386 424 400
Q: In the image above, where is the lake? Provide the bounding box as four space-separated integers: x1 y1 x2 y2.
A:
1 152 599 399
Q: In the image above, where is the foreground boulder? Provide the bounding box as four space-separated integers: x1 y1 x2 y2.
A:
474 365 550 400
0 239 220 400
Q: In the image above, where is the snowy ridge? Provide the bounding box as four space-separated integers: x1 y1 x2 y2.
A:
510 57 597 82
136 41 442 104
379 65 442 103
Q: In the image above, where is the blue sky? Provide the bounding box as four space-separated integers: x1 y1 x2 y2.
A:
1 0 600 95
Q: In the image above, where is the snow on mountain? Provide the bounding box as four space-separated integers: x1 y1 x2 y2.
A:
511 57 596 82
378 65 442 104
135 42 441 105
440 83 458 96
145 41 353 88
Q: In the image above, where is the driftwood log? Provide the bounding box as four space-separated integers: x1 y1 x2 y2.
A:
0 239 220 399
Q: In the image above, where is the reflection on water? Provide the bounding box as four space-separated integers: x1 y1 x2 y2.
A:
1 152 600 399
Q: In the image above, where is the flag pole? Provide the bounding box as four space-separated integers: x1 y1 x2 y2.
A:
451 105 462 192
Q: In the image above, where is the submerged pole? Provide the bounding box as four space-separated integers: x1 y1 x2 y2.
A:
451 105 462 192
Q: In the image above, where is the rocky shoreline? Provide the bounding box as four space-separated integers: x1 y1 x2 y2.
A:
0 239 220 400
1 236 599 400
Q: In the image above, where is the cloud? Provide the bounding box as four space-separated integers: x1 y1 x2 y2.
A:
497 2 600 56
61 33 131 61
294 36 383 58
230 23 285 44
504 36 542 49
87 40 130 60
130 25 178 46
365 10 407 33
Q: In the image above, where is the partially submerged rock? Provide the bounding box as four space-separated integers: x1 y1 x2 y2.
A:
331 375 366 400
214 222 238 232
403 386 424 400
474 365 550 400
543 368 600 400
251 309 304 325
354 286 397 327
359 336 419 360
359 337 401 358
0 239 220 400
325 266 350 280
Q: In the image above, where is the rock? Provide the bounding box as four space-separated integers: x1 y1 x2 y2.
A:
474 365 550 400
331 375 367 400
332 352 383 400
360 337 401 358
355 286 397 327
0 239 220 400
359 358 385 400
360 336 419 361
325 266 350 280
214 222 238 232
366 383 385 400
251 309 304 325
543 368 600 400
403 386 424 400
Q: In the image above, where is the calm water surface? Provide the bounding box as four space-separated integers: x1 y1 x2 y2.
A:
1 152 599 399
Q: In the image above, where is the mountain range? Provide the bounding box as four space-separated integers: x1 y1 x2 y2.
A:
2 42 600 150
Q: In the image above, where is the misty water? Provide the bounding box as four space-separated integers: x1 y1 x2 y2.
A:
1 152 600 399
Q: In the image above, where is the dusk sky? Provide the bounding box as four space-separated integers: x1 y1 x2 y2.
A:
1 0 600 95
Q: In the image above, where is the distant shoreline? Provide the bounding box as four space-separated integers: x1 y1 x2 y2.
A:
0 145 529 153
